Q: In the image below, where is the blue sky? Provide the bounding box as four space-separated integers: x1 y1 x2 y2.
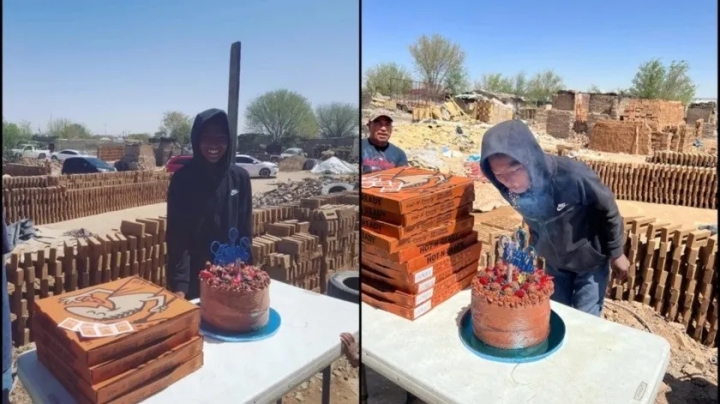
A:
363 0 717 99
3 0 359 135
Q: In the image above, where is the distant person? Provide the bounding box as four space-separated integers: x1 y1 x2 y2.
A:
48 142 55 154
361 114 408 174
166 109 253 300
479 120 628 316
2 208 16 403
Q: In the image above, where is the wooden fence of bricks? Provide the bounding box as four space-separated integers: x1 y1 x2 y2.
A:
6 191 360 347
477 216 717 348
2 172 171 225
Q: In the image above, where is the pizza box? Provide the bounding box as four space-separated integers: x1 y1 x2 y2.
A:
33 276 200 367
361 204 472 239
361 167 473 215
33 312 198 384
37 336 203 404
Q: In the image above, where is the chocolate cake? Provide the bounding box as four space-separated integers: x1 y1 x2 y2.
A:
470 261 554 350
199 261 271 333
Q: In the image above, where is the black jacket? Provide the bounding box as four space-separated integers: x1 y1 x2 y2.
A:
166 109 253 299
479 120 624 272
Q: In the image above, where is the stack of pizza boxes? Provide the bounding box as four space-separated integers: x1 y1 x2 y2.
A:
360 167 482 320
32 276 203 404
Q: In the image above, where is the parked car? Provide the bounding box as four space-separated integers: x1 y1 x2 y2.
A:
235 154 278 178
51 149 90 161
279 148 306 159
165 155 193 173
61 157 117 175
11 144 51 159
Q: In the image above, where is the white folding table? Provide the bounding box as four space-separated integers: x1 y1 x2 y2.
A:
18 281 360 404
361 290 671 404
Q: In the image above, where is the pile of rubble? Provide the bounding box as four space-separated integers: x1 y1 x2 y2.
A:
252 176 358 208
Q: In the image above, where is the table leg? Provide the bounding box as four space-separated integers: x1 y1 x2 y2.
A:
321 366 331 404
360 364 368 404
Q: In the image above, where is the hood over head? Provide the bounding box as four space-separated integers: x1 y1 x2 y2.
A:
480 120 551 196
190 108 236 175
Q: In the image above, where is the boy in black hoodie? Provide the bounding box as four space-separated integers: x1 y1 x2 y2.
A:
480 120 629 316
166 109 253 300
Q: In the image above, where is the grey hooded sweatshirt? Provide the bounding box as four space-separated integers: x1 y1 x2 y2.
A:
479 120 624 272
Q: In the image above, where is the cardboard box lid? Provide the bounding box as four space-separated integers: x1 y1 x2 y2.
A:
34 276 199 352
361 167 473 214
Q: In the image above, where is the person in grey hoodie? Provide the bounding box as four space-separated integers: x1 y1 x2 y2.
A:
479 120 629 316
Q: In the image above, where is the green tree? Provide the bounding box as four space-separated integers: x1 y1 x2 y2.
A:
245 89 318 142
444 67 470 95
587 84 602 93
475 73 514 94
628 59 696 105
525 70 565 103
408 34 466 96
2 118 33 158
364 63 413 96
474 72 528 96
315 102 358 138
47 118 92 139
157 111 192 144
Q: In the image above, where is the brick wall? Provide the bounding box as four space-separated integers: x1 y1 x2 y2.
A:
3 162 51 177
620 99 685 130
545 109 575 138
588 94 616 115
97 145 125 161
552 92 575 111
686 102 717 126
586 112 612 136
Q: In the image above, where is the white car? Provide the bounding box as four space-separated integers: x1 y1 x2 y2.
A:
234 154 278 178
51 149 90 161
280 148 306 159
11 144 51 159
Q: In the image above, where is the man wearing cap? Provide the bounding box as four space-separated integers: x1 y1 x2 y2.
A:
361 114 408 174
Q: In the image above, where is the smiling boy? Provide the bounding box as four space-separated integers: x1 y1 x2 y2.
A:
479 120 629 316
166 108 253 300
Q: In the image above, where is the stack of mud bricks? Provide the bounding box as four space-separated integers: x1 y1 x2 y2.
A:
250 191 359 293
96 144 125 161
589 120 653 154
545 109 575 138
686 102 717 137
31 276 202 403
3 162 51 176
360 167 482 320
253 221 324 292
607 218 718 347
578 158 717 209
5 217 170 347
620 99 685 130
2 171 171 225
646 151 718 168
